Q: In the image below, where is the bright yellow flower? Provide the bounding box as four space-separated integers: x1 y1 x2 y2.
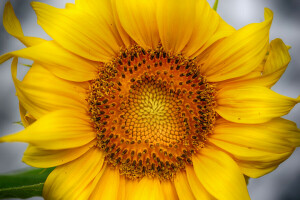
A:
1 0 300 199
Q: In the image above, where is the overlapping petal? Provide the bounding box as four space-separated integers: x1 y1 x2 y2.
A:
192 146 250 200
19 103 36 127
212 118 300 153
160 180 179 200
194 17 235 58
110 0 134 47
115 0 159 49
10 58 89 118
124 179 139 200
117 175 126 200
182 0 235 58
128 177 165 200
218 38 291 88
0 110 95 150
23 141 96 168
210 118 300 177
89 167 120 200
0 42 98 82
211 139 293 178
157 0 196 54
43 147 105 200
216 86 300 124
186 166 214 200
31 2 120 62
3 2 46 47
174 171 196 200
201 8 273 82
75 0 126 48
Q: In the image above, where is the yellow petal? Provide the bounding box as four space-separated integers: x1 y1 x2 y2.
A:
174 171 196 200
89 167 120 200
219 39 291 88
182 0 220 57
65 3 76 9
3 2 46 47
23 141 96 168
202 8 273 82
209 138 293 178
160 181 179 200
1 41 98 82
211 118 300 153
81 163 108 200
216 86 300 124
115 0 159 49
210 117 299 178
43 147 105 200
124 179 139 200
11 59 89 119
31 2 120 62
193 147 250 200
129 177 165 200
157 0 196 54
186 166 214 200
191 17 235 59
239 162 285 179
0 54 12 65
261 38 291 87
117 175 126 200
0 109 95 150
74 0 125 48
263 39 290 74
110 0 134 47
4 2 22 38
198 17 236 53
19 103 35 128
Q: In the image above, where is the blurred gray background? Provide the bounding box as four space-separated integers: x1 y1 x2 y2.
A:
0 0 299 199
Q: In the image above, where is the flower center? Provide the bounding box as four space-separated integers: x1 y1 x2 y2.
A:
125 76 186 145
88 45 216 180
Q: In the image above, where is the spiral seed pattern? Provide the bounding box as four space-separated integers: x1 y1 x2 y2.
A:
87 45 216 180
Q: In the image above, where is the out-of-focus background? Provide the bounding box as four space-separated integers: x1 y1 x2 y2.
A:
0 0 299 199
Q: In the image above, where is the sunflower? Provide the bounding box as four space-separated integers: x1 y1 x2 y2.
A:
1 0 300 199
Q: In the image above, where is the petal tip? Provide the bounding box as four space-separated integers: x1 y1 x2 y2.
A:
0 134 15 143
264 7 274 23
3 1 23 37
30 1 40 8
4 1 13 13
30 1 48 13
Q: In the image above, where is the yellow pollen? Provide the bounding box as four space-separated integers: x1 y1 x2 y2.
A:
87 45 216 180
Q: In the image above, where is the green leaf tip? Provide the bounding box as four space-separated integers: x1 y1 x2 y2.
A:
13 121 24 126
21 64 32 68
0 167 54 199
213 0 219 11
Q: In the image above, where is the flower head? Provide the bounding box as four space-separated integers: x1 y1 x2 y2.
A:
1 0 300 199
